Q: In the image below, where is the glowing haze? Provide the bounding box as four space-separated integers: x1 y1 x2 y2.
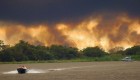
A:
0 14 140 51
0 0 140 51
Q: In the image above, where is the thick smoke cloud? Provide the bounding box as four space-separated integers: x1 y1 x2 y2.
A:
0 0 140 51
0 0 139 23
0 14 140 51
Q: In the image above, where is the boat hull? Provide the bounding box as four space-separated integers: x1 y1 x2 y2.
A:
17 68 27 74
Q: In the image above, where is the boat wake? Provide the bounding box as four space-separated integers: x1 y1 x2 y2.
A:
3 70 18 74
2 68 66 74
3 69 46 74
2 65 95 74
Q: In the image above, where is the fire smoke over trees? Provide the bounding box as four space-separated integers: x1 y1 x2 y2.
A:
0 0 140 51
0 14 140 51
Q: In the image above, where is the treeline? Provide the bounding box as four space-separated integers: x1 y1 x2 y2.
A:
0 40 140 62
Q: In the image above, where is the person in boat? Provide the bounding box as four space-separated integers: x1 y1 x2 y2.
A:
17 65 27 69
21 65 27 69
17 65 28 74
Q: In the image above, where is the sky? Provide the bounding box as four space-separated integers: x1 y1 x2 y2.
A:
0 0 140 23
0 0 140 51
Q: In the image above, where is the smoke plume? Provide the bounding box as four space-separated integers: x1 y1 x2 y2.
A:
0 14 140 51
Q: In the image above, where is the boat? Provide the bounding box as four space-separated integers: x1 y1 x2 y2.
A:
121 56 132 62
17 66 28 74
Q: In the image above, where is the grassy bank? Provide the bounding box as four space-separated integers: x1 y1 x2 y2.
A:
131 55 140 60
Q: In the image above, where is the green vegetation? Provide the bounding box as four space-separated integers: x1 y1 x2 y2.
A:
0 40 140 63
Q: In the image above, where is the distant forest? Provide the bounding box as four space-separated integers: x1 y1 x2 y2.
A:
0 40 140 62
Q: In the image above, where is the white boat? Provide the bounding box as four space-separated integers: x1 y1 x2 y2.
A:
121 56 132 61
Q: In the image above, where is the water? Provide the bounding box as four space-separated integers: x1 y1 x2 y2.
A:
2 65 95 74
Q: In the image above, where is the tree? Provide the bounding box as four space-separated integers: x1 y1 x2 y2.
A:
49 45 79 59
0 47 28 62
34 50 53 60
125 45 140 55
109 47 124 53
0 40 10 51
82 46 106 57
109 47 124 55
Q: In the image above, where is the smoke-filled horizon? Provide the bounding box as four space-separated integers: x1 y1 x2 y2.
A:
0 13 140 51
0 0 140 51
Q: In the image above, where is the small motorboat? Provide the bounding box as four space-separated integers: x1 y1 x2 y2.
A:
17 66 28 74
121 56 133 62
